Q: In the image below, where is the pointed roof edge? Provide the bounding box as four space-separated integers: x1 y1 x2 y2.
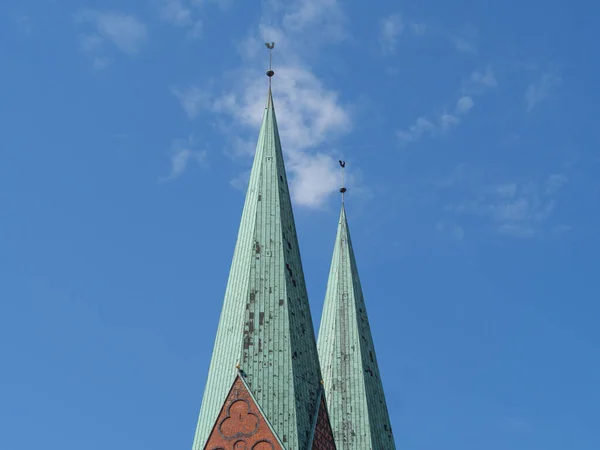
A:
237 372 286 449
317 202 397 449
194 40 321 450
266 85 274 109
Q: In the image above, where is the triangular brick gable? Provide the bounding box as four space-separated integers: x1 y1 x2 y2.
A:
311 394 336 450
204 376 283 450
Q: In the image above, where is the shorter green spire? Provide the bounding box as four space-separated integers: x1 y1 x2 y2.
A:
317 203 396 450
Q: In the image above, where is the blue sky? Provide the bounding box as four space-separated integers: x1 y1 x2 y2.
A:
1 0 599 449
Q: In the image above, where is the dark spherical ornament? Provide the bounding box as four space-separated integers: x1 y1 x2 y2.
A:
340 187 347 193
266 70 275 77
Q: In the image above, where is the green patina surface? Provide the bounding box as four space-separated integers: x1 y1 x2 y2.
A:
317 205 396 450
192 87 323 450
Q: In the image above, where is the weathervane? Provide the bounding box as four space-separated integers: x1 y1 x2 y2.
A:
339 160 347 202
265 42 275 82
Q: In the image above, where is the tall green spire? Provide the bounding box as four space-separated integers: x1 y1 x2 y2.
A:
317 202 396 450
192 82 324 449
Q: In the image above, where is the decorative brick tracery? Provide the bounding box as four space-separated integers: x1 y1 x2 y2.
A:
204 376 282 450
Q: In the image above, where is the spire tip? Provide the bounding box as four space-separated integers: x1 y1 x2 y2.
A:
265 42 275 78
339 160 347 203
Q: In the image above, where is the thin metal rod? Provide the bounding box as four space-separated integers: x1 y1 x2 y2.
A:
339 160 346 203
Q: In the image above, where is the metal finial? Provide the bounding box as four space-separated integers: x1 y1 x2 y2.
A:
339 160 347 201
265 42 275 79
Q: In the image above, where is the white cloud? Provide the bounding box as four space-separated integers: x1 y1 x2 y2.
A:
158 0 203 39
160 0 193 26
456 96 474 114
211 65 351 207
451 27 478 54
230 170 251 192
398 96 475 143
75 10 147 68
545 173 569 195
76 10 148 55
159 0 193 27
162 135 207 181
397 117 435 144
171 85 211 119
469 67 498 89
398 69 497 145
283 0 345 39
379 13 404 53
452 35 477 54
287 153 341 208
378 12 429 54
525 72 562 111
188 20 203 39
493 182 518 198
440 113 460 131
171 1 352 208
91 56 112 70
446 174 569 238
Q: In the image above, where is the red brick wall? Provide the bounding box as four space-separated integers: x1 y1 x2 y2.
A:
204 376 283 450
311 396 336 450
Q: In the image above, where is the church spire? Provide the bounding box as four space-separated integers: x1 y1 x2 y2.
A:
317 171 397 449
192 44 335 450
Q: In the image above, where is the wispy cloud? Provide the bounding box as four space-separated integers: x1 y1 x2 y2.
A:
158 0 203 39
160 0 192 26
398 68 497 145
282 0 346 40
455 96 474 114
381 19 479 56
171 85 211 119
171 0 351 208
75 10 147 68
76 10 147 54
451 36 477 54
229 170 251 192
451 26 478 54
466 67 498 92
211 65 351 207
445 174 569 238
545 173 569 195
379 13 404 53
161 135 207 181
378 12 429 54
525 72 562 111
435 220 465 240
398 95 475 144
213 66 350 151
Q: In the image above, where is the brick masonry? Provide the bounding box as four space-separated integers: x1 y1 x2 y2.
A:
311 395 336 450
203 376 336 450
204 376 282 450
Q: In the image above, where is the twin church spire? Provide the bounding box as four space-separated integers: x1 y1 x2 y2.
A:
192 44 395 450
